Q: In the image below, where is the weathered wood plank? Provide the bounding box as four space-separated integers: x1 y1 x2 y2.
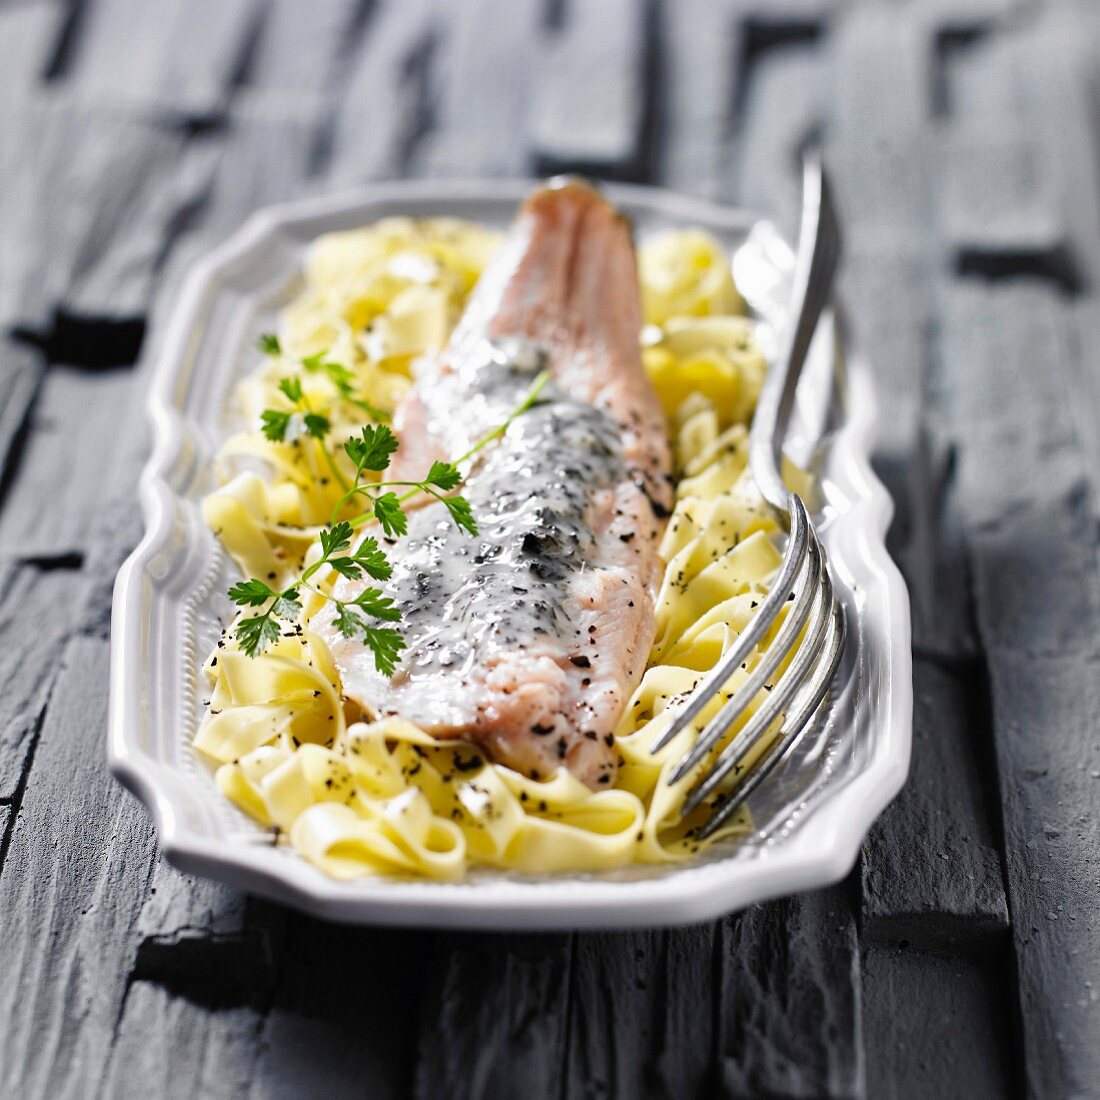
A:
653 925 722 1095
0 340 43 494
828 8 931 252
244 0 362 101
102 862 281 1096
0 91 218 328
0 366 141 560
735 40 825 232
411 0 544 178
0 637 156 1098
944 280 1100 1096
939 27 1072 282
715 886 864 1098
861 657 1008 946
861 945 1018 1099
323 0 445 182
661 0 740 199
64 0 261 121
103 990 262 1100
562 925 718 1098
152 95 324 303
531 0 647 180
250 920 427 1100
411 933 572 1099
0 561 89 802
829 8 1004 953
983 649 1100 1098
827 8 981 659
946 283 1099 653
989 16 1100 483
0 0 66 94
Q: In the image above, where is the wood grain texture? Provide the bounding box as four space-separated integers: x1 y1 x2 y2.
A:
828 5 1007 962
0 366 141 560
861 658 1008 946
412 0 544 178
0 0 1096 1094
0 91 216 327
861 944 1019 1099
0 1 65 96
715 887 864 1099
63 0 260 121
412 933 572 1099
0 562 89 801
531 0 647 179
0 637 156 1098
0 341 43 496
325 0 447 182
661 0 741 200
945 281 1100 1097
250 919 429 1100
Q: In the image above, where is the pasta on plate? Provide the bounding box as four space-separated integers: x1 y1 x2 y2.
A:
196 215 797 879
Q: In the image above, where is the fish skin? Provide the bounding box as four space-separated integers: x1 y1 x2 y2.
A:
315 182 672 788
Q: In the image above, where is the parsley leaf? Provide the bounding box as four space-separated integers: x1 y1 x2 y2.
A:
334 603 364 639
372 492 407 538
260 409 292 442
303 412 331 439
329 605 405 675
236 613 282 657
228 578 279 606
352 587 401 621
344 424 398 473
328 557 363 580
351 536 392 580
271 588 302 620
425 460 462 491
441 495 478 536
278 376 304 403
363 626 406 677
257 333 281 356
319 521 353 559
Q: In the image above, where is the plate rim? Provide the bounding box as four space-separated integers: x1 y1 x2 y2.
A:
108 177 913 929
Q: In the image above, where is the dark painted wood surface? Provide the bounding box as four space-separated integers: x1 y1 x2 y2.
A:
1 1 1097 1096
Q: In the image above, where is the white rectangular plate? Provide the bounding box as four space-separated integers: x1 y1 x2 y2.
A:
109 179 912 929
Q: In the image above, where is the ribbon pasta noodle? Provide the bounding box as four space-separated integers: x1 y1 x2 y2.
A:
197 218 792 878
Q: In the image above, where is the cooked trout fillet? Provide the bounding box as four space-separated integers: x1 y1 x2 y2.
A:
314 182 673 788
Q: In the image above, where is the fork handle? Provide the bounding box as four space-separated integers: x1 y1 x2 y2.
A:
749 154 840 514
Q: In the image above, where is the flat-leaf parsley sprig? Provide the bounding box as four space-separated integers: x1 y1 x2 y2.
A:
228 519 403 673
226 367 552 676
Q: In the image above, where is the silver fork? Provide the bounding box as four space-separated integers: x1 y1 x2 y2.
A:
649 155 847 840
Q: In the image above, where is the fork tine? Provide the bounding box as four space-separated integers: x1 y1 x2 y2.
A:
696 598 846 840
648 494 809 755
679 556 835 817
665 532 824 785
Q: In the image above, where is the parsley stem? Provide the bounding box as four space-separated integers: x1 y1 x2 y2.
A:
318 441 352 493
297 393 351 494
452 369 551 467
336 370 550 529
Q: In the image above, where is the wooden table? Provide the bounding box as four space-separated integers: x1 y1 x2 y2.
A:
1 1 1097 1096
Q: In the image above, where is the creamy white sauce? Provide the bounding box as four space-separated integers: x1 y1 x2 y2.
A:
379 338 627 696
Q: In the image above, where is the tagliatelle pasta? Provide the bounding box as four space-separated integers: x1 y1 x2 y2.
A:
196 218 793 878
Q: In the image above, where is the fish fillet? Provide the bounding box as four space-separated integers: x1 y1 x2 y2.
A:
314 181 673 787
